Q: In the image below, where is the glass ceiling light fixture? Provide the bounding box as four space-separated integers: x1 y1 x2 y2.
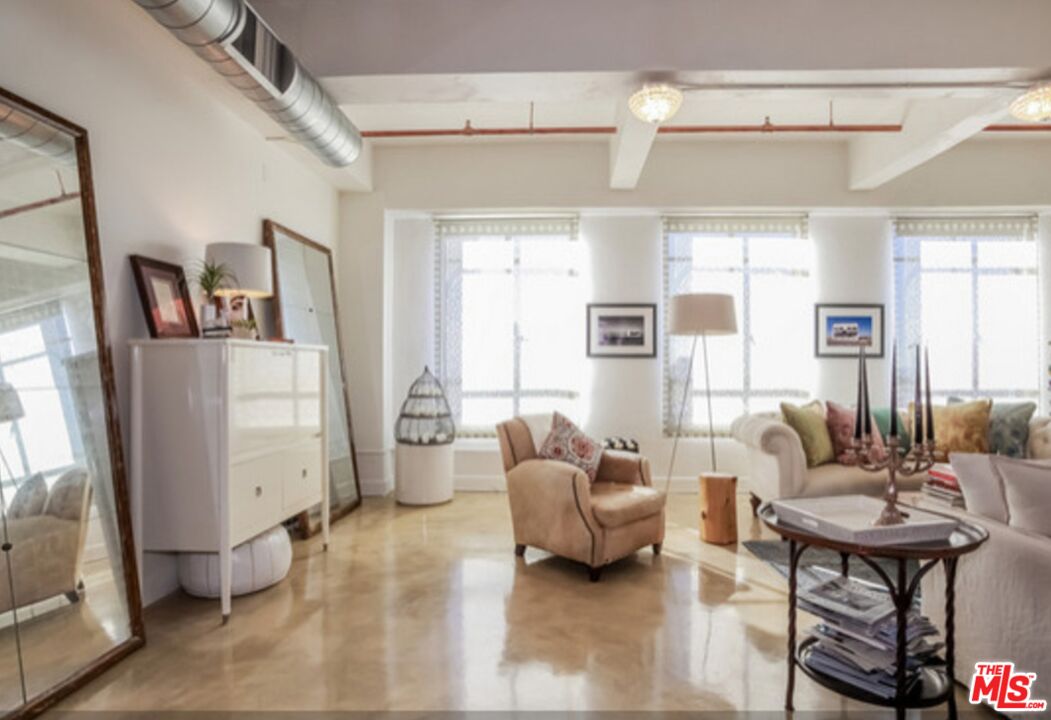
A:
629 84 684 124
1010 82 1051 122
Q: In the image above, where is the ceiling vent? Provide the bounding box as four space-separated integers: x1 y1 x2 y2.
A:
133 0 362 167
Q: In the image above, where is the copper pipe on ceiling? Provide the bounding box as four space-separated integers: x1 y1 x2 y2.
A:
359 121 1051 139
984 124 1051 131
657 123 902 133
0 191 80 221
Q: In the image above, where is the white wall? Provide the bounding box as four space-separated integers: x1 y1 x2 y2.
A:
0 1 340 605
811 214 894 406
347 138 1051 497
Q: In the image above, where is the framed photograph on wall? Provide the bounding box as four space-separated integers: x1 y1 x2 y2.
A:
130 255 199 339
587 303 657 358
815 303 884 358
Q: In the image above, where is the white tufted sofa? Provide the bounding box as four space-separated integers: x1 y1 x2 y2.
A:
731 411 1051 508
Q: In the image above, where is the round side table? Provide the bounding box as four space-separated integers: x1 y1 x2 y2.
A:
759 502 988 720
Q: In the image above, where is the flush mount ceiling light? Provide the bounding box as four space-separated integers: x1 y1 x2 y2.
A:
1009 82 1051 122
628 84 684 124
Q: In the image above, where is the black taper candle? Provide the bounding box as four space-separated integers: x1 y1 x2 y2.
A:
854 347 864 440
914 344 923 441
925 346 935 442
889 342 898 437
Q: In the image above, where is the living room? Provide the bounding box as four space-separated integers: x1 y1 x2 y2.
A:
0 0 1049 717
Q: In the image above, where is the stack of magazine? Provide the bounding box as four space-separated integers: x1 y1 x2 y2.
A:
799 568 942 699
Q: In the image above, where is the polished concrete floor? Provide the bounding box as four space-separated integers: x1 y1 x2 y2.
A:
58 492 985 714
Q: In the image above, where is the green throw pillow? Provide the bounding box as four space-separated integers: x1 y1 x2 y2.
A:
872 407 911 453
781 401 835 467
949 397 1036 458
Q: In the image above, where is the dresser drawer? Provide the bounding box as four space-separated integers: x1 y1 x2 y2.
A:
230 455 284 545
282 441 323 514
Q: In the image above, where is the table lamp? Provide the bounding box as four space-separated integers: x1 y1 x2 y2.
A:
0 381 24 481
206 243 273 338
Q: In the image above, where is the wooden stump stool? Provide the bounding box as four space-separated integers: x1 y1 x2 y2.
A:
700 473 737 545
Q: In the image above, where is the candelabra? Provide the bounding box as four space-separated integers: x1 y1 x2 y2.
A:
845 343 941 526
847 433 940 526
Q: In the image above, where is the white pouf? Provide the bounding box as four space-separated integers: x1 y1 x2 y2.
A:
395 443 454 505
177 525 293 598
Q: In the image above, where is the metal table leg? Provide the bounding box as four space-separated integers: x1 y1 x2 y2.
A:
786 540 803 712
945 557 959 720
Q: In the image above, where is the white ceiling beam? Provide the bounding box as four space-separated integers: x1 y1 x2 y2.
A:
609 109 658 190
848 96 1013 190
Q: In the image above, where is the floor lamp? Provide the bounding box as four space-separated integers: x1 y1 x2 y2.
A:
666 293 739 545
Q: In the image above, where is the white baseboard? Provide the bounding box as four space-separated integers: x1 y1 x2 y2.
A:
357 448 393 497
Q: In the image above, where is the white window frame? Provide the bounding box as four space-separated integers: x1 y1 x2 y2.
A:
893 215 1040 403
662 216 812 436
434 217 580 435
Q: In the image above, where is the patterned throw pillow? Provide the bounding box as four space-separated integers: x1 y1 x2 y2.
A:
949 398 1036 458
915 400 992 455
872 408 911 453
7 473 47 519
44 468 89 521
826 401 887 464
538 412 602 482
781 401 835 468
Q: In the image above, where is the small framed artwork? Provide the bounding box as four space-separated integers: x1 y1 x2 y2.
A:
130 255 199 339
815 303 884 358
587 303 657 358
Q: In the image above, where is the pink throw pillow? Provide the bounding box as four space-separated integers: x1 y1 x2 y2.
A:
827 401 886 464
538 412 602 482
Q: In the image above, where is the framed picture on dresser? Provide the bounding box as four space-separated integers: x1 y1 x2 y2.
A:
130 255 199 339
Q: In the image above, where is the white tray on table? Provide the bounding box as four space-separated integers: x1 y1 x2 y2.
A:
771 495 958 546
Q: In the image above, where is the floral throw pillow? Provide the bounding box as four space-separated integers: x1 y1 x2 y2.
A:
538 412 602 482
826 401 886 464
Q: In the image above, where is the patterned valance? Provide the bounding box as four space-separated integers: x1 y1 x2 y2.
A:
663 215 808 237
435 216 578 238
895 216 1037 239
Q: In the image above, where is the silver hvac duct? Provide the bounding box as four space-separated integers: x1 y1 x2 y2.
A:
133 0 362 167
0 102 77 165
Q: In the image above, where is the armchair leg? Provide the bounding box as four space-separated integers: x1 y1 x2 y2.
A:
514 544 526 557
652 542 662 555
749 492 762 517
588 566 603 582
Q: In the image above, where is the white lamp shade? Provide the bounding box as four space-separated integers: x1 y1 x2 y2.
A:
669 293 737 336
206 243 273 298
0 382 24 423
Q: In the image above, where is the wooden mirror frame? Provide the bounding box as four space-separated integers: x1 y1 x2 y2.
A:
263 219 362 533
0 87 145 718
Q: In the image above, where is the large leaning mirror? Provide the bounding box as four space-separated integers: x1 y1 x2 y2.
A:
264 220 362 533
0 87 143 716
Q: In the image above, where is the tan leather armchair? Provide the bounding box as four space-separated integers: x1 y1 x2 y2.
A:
496 417 666 581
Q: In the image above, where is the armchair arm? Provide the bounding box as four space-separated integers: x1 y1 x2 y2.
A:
596 450 652 487
505 459 599 566
730 413 807 499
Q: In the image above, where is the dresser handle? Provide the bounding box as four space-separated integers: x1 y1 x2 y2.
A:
255 486 262 497
301 468 308 478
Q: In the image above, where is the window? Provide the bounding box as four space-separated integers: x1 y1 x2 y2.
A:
894 217 1040 404
435 218 582 434
663 216 813 434
0 302 79 483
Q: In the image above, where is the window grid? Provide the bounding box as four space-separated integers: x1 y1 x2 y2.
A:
893 217 1039 403
663 217 811 436
435 219 579 435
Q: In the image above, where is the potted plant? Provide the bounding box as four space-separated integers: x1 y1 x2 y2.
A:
192 259 235 335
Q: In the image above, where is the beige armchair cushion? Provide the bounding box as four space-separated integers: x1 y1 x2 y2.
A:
590 482 665 528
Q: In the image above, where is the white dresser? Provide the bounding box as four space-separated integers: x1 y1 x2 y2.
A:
129 339 330 622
